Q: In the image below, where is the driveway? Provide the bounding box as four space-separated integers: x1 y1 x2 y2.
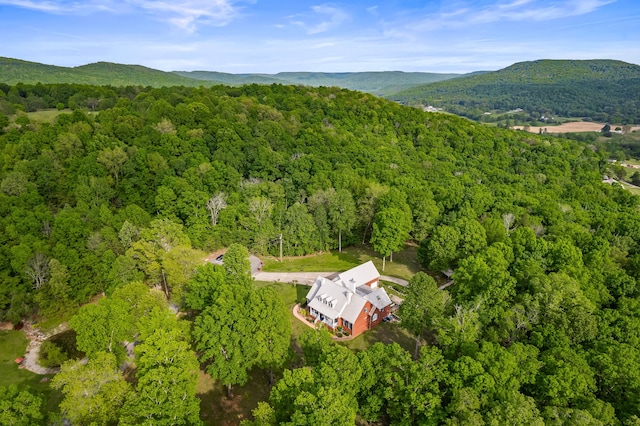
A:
379 275 409 287
206 248 410 288
253 272 409 288
206 250 263 275
253 272 335 285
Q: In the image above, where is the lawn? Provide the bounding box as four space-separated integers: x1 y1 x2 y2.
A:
24 109 70 124
197 368 272 426
339 323 415 354
0 330 62 418
262 243 422 281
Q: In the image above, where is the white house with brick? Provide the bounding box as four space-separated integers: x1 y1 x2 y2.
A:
305 261 392 337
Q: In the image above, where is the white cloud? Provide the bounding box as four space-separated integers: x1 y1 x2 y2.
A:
407 0 617 31
0 0 118 14
291 4 349 34
0 0 243 31
127 0 239 32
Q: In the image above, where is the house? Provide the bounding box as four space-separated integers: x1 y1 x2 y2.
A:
305 261 393 337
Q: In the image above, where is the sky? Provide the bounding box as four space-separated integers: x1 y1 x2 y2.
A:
0 0 639 74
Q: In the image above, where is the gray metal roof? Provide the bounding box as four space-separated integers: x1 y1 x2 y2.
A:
305 262 391 325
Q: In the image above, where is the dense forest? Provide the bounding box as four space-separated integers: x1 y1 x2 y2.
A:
391 59 640 124
1 81 640 425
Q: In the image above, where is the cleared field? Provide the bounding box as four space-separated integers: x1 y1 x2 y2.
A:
261 243 421 281
513 122 640 134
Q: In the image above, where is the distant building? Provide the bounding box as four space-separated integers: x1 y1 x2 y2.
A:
305 261 392 337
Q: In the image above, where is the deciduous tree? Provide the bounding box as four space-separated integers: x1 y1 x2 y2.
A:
51 352 129 426
0 385 44 426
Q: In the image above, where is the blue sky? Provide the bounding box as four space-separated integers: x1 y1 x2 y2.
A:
0 0 638 73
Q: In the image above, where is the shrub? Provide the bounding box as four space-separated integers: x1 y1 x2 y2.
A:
39 341 68 368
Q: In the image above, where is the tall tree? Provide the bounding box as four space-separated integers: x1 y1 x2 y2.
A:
70 297 130 362
193 294 256 398
206 192 227 226
97 146 128 186
327 188 356 252
223 243 253 286
399 272 450 357
184 263 227 312
51 352 129 426
251 286 292 384
120 325 201 425
370 207 411 271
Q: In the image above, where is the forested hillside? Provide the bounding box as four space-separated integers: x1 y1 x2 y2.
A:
1 82 640 425
0 57 210 87
391 59 640 124
0 56 462 96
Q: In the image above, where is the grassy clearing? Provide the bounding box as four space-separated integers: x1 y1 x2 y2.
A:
35 312 72 334
197 369 272 426
338 323 415 354
262 243 422 281
0 330 62 417
24 109 70 124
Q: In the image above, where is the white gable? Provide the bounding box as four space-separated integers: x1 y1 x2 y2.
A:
305 262 389 326
336 260 379 288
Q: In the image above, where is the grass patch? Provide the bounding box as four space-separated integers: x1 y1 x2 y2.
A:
35 312 71 334
338 323 415 354
0 330 62 419
262 251 359 272
24 109 70 124
197 368 272 426
262 243 422 280
380 281 405 299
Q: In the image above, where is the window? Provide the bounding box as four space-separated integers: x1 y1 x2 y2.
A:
372 313 378 322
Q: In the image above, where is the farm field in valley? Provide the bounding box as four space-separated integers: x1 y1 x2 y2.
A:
513 122 640 133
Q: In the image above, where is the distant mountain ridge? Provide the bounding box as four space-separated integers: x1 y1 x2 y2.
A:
389 59 640 123
0 57 201 87
173 70 463 95
0 57 463 95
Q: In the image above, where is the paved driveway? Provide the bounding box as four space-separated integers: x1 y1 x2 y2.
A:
253 272 335 285
206 251 264 275
253 271 409 288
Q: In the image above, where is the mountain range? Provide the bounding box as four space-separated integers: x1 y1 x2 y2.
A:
0 57 463 96
2 56 639 123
